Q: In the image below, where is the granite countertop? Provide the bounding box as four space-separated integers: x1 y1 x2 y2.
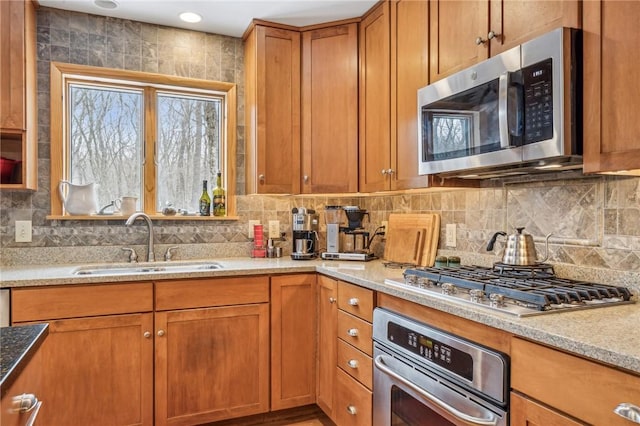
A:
1 258 639 375
0 323 49 395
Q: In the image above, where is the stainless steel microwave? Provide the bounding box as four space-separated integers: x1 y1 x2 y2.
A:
418 28 582 178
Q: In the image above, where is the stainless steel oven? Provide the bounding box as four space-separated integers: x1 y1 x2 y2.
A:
373 308 508 426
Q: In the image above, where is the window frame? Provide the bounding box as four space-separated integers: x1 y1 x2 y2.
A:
49 62 237 220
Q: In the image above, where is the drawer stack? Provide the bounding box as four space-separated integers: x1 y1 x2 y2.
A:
334 281 375 426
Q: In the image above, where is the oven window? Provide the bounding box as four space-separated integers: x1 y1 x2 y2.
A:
391 386 455 426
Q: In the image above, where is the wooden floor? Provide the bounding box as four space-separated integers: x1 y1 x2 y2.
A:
205 405 335 426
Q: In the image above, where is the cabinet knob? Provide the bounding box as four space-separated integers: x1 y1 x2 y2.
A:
381 169 387 175
11 393 39 413
475 36 486 45
387 168 394 175
143 331 151 338
348 297 359 306
347 328 359 337
329 297 336 304
347 359 359 369
614 403 640 423
346 405 357 416
258 174 265 182
303 175 309 183
487 30 499 40
157 329 165 337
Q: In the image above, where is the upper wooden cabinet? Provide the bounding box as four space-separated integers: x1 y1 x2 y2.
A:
301 23 359 193
429 0 580 82
0 0 37 190
583 0 640 175
244 24 301 194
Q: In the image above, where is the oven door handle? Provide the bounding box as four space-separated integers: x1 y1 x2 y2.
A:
374 355 498 426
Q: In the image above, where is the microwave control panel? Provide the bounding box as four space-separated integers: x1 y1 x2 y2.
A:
523 58 553 144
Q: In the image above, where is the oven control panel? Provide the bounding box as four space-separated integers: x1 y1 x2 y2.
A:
388 321 473 381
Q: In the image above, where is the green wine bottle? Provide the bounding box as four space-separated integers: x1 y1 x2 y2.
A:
199 180 211 216
213 172 226 217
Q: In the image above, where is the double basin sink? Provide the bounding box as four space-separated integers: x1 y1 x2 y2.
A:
73 261 224 276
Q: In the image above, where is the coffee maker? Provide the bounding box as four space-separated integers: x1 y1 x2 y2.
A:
321 206 376 261
291 207 319 260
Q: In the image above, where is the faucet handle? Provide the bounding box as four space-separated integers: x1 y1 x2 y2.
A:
164 246 178 262
122 247 138 263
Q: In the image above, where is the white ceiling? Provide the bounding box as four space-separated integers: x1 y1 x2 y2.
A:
37 0 378 38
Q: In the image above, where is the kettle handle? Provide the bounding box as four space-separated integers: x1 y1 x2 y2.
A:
58 180 70 202
487 231 507 251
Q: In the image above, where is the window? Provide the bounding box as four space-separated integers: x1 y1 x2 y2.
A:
50 62 236 219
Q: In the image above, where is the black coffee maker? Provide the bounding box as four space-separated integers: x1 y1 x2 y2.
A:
291 207 319 260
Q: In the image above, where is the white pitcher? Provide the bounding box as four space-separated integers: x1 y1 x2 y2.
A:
58 180 98 215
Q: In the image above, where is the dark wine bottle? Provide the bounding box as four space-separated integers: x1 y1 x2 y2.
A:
199 180 211 216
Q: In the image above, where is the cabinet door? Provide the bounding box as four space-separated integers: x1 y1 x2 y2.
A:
429 0 489 82
511 392 586 426
359 2 391 193
390 0 429 190
35 314 154 426
301 24 358 193
316 275 338 420
583 1 640 174
155 304 270 426
488 0 580 56
0 347 42 426
245 25 301 194
270 274 317 410
0 0 25 130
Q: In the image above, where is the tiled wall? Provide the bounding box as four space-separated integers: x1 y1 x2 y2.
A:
1 9 639 288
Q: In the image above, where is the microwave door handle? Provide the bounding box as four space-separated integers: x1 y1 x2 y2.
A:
374 355 499 426
498 72 513 149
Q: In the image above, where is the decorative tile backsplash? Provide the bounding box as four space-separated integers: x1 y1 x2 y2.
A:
1 9 640 290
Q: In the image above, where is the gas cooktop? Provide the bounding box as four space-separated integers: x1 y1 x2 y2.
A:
384 264 635 317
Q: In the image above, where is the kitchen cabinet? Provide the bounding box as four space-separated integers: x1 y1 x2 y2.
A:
270 274 317 410
244 23 301 194
583 0 640 175
316 274 338 420
154 276 270 425
0 344 43 426
301 23 358 193
0 0 37 189
11 283 155 426
429 0 580 81
358 2 391 193
511 336 640 426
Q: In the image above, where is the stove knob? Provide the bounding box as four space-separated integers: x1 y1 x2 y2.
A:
405 274 418 286
469 289 485 303
417 277 429 289
489 293 505 307
441 283 456 295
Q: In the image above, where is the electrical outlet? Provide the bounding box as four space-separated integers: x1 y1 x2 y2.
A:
15 220 32 243
248 220 261 239
445 223 456 248
268 220 280 238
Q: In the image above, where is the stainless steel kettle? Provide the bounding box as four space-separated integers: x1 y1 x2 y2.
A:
486 227 552 266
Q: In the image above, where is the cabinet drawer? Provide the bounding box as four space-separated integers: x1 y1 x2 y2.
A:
337 339 372 390
334 367 372 426
337 310 373 356
338 281 374 322
11 283 153 322
512 337 640 426
155 276 269 311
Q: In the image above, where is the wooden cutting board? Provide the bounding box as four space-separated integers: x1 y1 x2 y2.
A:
383 213 441 266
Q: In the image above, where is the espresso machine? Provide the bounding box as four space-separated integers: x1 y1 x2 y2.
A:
321 206 376 261
291 207 319 260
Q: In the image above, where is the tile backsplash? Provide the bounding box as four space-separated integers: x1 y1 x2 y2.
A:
1 9 639 292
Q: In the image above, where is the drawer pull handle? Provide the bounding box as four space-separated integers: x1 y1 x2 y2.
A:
329 297 336 304
157 329 165 337
348 297 359 306
347 328 359 337
12 393 38 413
347 359 359 369
347 405 357 415
614 403 640 423
143 331 151 338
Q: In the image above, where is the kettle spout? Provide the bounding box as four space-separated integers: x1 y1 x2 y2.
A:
486 231 507 251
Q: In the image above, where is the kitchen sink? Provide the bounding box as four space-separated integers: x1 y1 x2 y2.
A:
72 261 224 276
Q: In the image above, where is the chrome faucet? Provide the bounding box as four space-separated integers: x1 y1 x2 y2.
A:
125 212 155 262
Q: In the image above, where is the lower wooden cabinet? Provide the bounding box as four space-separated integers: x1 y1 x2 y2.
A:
0 345 43 426
334 367 372 426
316 274 338 420
270 274 317 410
511 392 586 426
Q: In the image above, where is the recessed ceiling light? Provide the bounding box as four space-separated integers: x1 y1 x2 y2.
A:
179 12 202 23
94 0 118 9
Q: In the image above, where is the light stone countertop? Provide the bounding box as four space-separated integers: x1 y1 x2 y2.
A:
1 258 638 375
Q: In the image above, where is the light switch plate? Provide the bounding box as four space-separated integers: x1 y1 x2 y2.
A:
15 220 32 243
446 223 456 248
248 220 261 239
